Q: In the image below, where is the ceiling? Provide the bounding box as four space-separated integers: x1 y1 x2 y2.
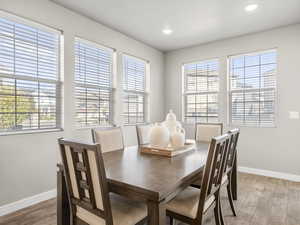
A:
52 0 300 52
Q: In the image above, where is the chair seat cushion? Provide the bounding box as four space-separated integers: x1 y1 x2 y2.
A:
77 193 147 225
166 187 215 219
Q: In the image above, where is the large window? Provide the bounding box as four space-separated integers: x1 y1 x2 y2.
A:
229 49 277 127
183 59 219 123
0 16 61 134
123 55 148 124
75 38 114 127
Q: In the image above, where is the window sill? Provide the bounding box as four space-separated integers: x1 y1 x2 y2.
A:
227 123 277 128
76 125 114 131
0 128 64 137
123 122 148 127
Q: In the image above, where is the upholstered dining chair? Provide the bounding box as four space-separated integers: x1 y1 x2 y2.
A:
136 124 152 145
166 133 232 225
221 128 240 217
91 127 124 153
195 123 223 142
58 139 147 225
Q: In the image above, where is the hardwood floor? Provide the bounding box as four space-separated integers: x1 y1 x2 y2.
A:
0 198 56 225
1 173 300 225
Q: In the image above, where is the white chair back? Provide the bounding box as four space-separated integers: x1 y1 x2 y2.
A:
195 123 223 142
136 124 152 145
92 127 124 152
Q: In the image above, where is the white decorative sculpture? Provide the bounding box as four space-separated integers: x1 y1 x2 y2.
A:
163 110 182 135
170 126 186 148
149 123 170 148
149 110 186 148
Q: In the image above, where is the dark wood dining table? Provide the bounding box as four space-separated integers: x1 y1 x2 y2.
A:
57 142 237 225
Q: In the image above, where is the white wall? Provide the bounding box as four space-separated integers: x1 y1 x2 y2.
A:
1 0 300 209
165 24 300 176
0 0 165 206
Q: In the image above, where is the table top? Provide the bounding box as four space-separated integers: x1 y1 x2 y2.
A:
103 142 209 201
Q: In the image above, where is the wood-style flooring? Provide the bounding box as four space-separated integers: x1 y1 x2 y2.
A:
1 173 300 225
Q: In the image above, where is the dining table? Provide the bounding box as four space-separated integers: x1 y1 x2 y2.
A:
57 142 237 225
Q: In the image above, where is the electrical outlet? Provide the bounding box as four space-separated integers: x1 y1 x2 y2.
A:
289 111 299 119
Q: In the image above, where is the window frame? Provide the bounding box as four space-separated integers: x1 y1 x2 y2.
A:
182 58 220 124
122 54 149 125
0 12 63 135
74 37 116 129
227 49 278 128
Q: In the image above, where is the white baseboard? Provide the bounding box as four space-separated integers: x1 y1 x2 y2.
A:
0 189 57 217
238 167 300 182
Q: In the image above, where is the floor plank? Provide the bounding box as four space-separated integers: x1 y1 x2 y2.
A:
286 180 300 225
0 173 299 225
0 199 56 225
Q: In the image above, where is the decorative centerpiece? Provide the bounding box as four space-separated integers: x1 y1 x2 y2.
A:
149 123 170 148
163 109 183 135
142 110 194 157
170 126 185 148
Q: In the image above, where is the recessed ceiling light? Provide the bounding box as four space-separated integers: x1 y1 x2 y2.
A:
162 28 173 35
245 4 258 12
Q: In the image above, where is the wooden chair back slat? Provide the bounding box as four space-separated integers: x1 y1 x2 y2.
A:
70 147 87 204
227 128 240 170
81 148 97 209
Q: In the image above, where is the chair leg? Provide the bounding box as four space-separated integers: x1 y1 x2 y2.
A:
214 195 221 225
219 197 225 225
169 216 174 225
226 179 237 216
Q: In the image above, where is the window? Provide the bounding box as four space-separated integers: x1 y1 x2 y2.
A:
75 38 114 127
0 16 61 134
123 55 148 124
229 49 277 127
183 59 219 123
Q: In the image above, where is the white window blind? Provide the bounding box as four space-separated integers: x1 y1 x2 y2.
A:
183 59 219 123
123 55 147 124
75 38 114 127
0 17 61 134
229 50 277 127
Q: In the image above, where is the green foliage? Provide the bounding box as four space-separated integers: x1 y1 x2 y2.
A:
40 114 55 121
0 84 36 130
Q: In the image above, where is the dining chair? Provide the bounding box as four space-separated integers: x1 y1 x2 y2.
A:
221 128 240 216
195 123 223 142
91 127 124 153
58 139 147 225
166 133 232 225
136 123 152 145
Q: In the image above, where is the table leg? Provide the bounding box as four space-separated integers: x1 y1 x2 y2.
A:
147 200 166 225
231 153 238 200
57 166 70 225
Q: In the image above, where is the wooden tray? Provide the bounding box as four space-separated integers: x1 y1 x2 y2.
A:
140 142 195 157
